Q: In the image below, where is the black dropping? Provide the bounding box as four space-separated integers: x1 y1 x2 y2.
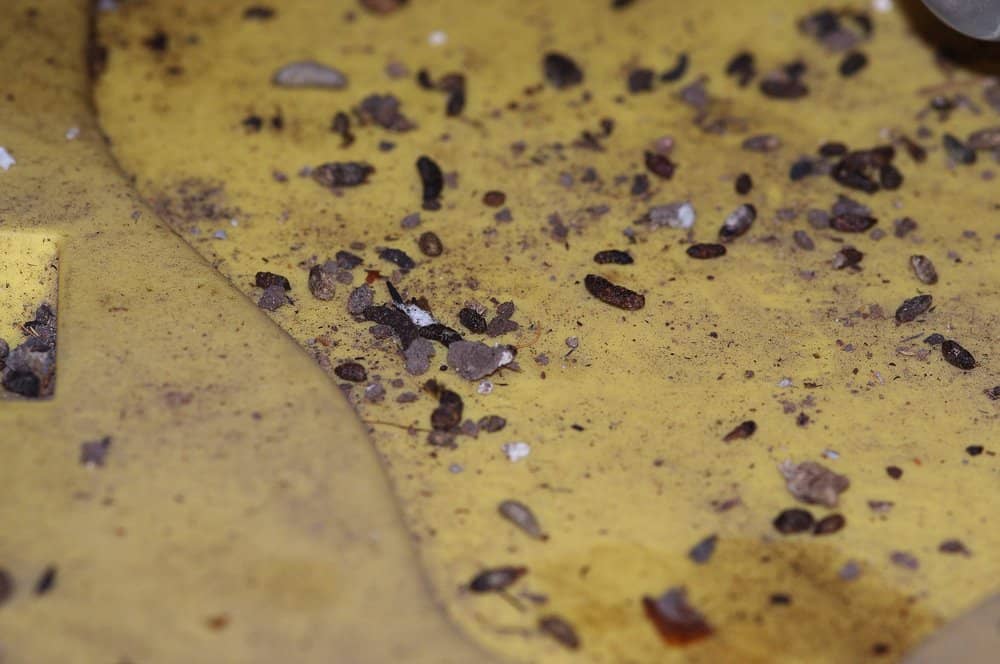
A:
416 155 444 207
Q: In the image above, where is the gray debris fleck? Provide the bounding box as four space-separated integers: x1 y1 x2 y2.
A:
403 337 435 375
498 499 548 540
79 436 112 467
778 460 850 508
446 340 515 380
257 284 288 311
272 60 348 89
347 284 374 315
688 534 718 564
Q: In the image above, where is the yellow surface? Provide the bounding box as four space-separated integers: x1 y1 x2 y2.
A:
1 0 998 662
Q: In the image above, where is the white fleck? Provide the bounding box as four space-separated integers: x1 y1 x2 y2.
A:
428 30 447 46
65 127 80 140
777 377 793 388
872 0 893 13
647 201 695 229
399 303 436 327
676 202 696 228
0 147 15 171
477 380 493 395
822 449 840 460
212 230 227 240
565 336 579 349
497 348 515 367
449 463 463 474
229 218 239 227
502 441 531 462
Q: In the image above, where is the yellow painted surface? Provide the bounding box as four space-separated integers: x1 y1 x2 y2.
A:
0 0 997 662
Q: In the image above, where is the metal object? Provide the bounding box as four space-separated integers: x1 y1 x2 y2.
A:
922 0 1000 40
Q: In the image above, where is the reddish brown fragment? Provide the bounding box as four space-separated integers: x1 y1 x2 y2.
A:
644 151 676 179
832 246 863 269
723 420 756 442
687 243 726 259
813 513 846 535
584 274 645 310
830 213 877 233
642 587 714 646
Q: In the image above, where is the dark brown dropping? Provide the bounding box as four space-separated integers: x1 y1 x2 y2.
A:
308 265 337 300
760 76 808 99
793 230 815 251
894 217 918 238
431 388 463 430
898 135 927 163
312 162 374 188
642 587 714 645
818 141 848 157
886 466 903 479
35 566 56 595
458 307 488 334
965 445 984 457
909 255 938 285
660 52 689 82
417 231 443 257
482 190 506 207
468 566 526 593
584 274 645 310
331 111 354 147
0 567 13 605
742 134 782 152
255 271 291 290
631 174 650 196
967 127 1000 150
79 436 112 466
334 361 367 382
416 155 444 204
725 51 756 86
644 151 676 179
539 615 581 650
358 93 416 131
924 333 945 346
378 247 416 271
833 245 865 270
830 213 877 233
838 51 868 77
594 249 634 265
894 294 933 324
719 204 756 242
360 0 408 14
723 420 756 442
686 243 726 259
418 323 463 346
789 159 814 181
628 68 655 93
813 514 846 535
243 5 276 20
984 386 1000 400
498 500 547 540
734 173 753 195
938 539 972 556
941 340 976 370
879 164 903 190
543 52 583 89
943 134 976 164
773 508 815 534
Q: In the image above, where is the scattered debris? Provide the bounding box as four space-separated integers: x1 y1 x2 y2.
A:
543 52 584 88
723 420 756 442
687 243 726 259
889 551 919 570
688 534 717 564
909 255 938 284
894 294 932 324
468 566 527 593
257 284 289 311
272 61 348 89
643 202 696 230
308 265 337 300
416 155 444 209
498 500 548 540
35 566 57 595
358 93 416 131
447 340 515 380
334 362 367 382
773 508 815 534
502 441 531 462
779 460 850 507
539 615 581 650
941 340 976 370
718 204 756 242
813 514 846 535
79 436 112 466
312 162 374 188
642 587 714 645
938 539 972 556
